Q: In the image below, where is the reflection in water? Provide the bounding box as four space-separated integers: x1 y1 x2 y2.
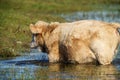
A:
34 64 120 80
0 50 120 80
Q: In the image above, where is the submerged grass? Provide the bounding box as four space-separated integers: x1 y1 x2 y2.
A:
0 0 120 57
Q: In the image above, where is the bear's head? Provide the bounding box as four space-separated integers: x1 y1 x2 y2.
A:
30 21 49 52
30 21 59 52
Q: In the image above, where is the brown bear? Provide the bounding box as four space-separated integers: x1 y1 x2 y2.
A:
30 20 120 65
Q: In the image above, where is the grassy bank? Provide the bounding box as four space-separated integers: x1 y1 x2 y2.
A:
0 0 120 57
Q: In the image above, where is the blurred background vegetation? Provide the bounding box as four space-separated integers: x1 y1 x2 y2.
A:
0 0 120 57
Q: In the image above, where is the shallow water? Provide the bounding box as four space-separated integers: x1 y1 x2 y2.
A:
0 50 120 80
1 11 120 80
61 11 120 23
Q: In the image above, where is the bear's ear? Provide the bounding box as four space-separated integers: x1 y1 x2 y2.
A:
48 22 59 32
50 22 59 27
29 24 42 34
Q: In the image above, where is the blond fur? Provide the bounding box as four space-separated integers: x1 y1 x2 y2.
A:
30 20 120 65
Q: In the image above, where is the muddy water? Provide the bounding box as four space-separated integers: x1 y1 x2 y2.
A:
1 11 120 80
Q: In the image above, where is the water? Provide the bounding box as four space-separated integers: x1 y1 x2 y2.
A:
0 49 120 80
1 11 120 80
61 11 120 23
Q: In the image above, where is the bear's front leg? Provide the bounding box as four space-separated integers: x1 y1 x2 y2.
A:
48 52 60 62
48 44 60 62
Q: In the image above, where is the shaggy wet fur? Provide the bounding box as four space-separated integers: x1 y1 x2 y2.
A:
30 20 120 65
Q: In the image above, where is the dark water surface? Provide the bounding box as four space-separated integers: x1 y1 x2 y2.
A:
1 11 120 80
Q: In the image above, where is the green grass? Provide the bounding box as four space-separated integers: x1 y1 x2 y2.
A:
0 0 120 57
